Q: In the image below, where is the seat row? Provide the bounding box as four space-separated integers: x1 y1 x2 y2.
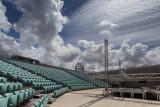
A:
67 71 94 82
53 87 69 97
0 77 7 83
67 83 93 87
71 85 97 91
0 82 22 94
32 82 56 89
0 88 35 107
67 71 107 88
96 83 112 88
21 79 51 84
32 94 53 107
43 85 63 93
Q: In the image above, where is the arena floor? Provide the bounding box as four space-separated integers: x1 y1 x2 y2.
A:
48 88 160 107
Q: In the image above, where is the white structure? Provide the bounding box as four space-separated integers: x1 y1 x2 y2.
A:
75 63 84 72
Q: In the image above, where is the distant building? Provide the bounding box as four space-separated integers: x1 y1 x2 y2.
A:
75 63 84 72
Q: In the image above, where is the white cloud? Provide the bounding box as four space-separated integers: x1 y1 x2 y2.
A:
12 0 68 49
78 40 95 49
144 47 160 65
49 35 81 62
100 20 117 28
99 20 118 36
0 0 80 69
0 0 160 72
77 40 160 71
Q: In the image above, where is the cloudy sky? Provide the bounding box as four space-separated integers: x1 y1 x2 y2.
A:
0 0 160 71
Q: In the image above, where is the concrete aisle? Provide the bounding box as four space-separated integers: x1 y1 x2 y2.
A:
48 88 160 107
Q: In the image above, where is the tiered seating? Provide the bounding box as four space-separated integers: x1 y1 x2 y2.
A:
71 85 97 91
43 85 63 93
15 88 35 105
32 82 56 90
0 60 56 89
5 59 97 91
32 94 52 107
0 88 35 107
53 87 69 97
67 71 94 82
96 84 112 88
67 71 112 88
0 75 35 107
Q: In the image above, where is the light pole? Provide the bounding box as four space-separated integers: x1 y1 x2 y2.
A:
104 39 109 97
119 59 121 74
119 59 121 70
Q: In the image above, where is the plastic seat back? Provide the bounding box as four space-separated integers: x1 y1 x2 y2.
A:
18 83 22 90
24 89 29 100
0 83 7 93
34 101 41 107
28 89 33 99
0 97 8 107
7 83 13 92
14 91 22 103
8 94 17 107
0 77 7 83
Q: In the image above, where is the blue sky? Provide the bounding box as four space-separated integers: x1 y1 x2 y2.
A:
0 0 160 71
2 0 160 48
61 0 160 48
2 0 21 38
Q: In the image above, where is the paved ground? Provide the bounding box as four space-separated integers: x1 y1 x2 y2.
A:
48 88 160 107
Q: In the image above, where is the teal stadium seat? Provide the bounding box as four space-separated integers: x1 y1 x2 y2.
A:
33 94 49 107
18 83 22 90
14 91 21 104
4 93 13 107
34 101 41 107
8 94 17 107
0 77 7 83
0 69 7 77
28 88 33 99
0 97 8 107
38 99 43 107
24 89 29 101
20 90 25 101
0 83 8 93
13 83 19 91
53 87 69 97
6 83 13 92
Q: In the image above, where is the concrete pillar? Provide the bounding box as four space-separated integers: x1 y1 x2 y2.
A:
145 93 146 99
133 93 134 98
